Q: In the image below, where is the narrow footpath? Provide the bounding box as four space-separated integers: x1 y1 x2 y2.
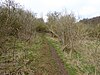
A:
48 43 68 75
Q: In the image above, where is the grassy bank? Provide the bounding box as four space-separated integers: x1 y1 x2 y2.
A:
47 37 100 75
0 35 64 75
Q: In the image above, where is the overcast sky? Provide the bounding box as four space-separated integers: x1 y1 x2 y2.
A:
7 0 100 20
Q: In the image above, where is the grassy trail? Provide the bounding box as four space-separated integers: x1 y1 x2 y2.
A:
33 36 68 75
48 42 68 75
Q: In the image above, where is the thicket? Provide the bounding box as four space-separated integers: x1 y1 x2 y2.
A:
47 11 100 75
0 0 100 75
0 0 46 74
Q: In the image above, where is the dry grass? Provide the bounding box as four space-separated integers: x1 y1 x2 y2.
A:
0 35 63 75
47 37 100 75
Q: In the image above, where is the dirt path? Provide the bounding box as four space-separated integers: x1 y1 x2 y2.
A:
48 43 68 75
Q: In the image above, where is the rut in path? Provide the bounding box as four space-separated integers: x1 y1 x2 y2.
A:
48 44 69 75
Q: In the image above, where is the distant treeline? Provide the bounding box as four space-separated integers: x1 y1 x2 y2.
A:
80 16 100 25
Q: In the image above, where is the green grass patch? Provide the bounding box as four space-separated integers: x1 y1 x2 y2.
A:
46 37 78 75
